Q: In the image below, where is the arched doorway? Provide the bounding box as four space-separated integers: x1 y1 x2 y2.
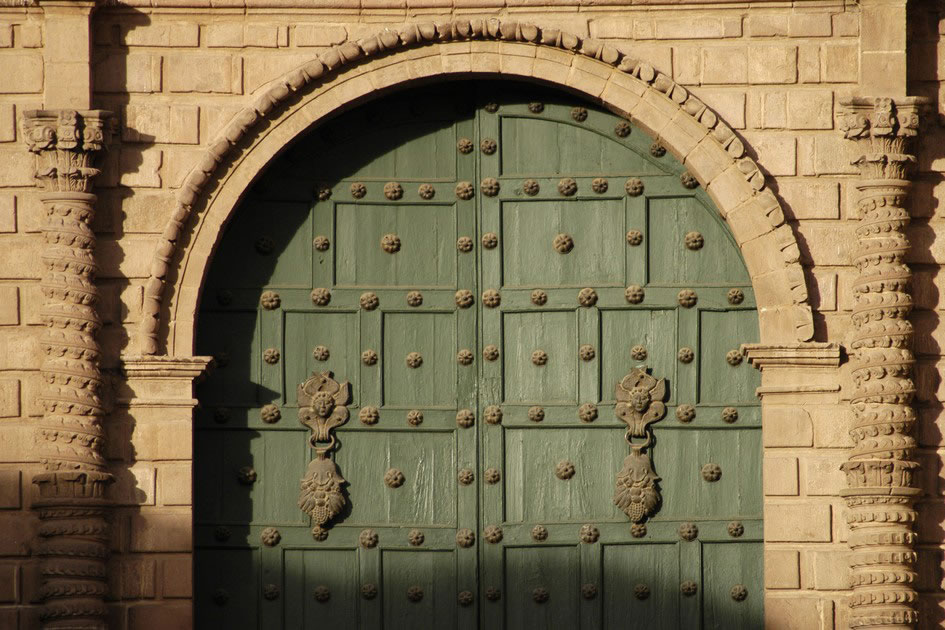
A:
193 80 762 629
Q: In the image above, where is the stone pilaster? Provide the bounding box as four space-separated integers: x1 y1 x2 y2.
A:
22 109 113 630
838 96 928 630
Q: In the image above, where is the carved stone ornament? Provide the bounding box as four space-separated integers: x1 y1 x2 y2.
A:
613 368 667 524
297 372 352 539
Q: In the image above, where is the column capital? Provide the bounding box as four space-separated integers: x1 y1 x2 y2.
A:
838 96 931 141
21 109 113 193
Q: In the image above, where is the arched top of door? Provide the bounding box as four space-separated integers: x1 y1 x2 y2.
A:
136 19 814 357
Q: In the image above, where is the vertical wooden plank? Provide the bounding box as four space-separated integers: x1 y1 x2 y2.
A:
602 543 680 630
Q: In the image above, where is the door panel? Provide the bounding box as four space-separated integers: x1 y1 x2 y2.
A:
195 81 763 629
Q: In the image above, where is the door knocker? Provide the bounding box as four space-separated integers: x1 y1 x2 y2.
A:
297 371 351 539
613 367 667 524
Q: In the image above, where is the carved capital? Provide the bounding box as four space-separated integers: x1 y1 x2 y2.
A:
838 97 930 181
21 109 113 193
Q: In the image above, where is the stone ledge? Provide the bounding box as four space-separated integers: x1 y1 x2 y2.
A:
743 342 842 369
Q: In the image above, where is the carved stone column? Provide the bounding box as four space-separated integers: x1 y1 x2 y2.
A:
22 109 113 630
838 96 928 629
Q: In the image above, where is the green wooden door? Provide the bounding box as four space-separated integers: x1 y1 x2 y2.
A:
194 82 762 630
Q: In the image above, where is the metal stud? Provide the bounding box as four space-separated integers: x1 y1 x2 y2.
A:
625 285 645 304
676 404 696 423
216 290 233 306
381 233 401 253
722 407 739 423
615 121 631 137
405 352 423 368
316 185 332 201
359 529 378 548
361 583 378 599
261 527 281 547
631 523 647 538
528 102 544 113
408 529 424 546
260 404 281 424
263 584 280 600
731 585 748 602
458 469 474 485
626 229 643 246
407 410 423 426
483 345 499 361
480 138 497 154
455 181 475 200
214 526 231 542
650 143 666 157
578 288 598 307
726 349 744 366
255 237 274 255
523 179 540 195
728 521 745 537
634 584 650 600
456 236 473 252
592 177 608 193
486 587 501 601
312 528 329 542
455 290 474 308
571 106 588 122
630 345 648 361
580 524 599 543
681 581 698 597
531 350 548 366
263 348 280 364
407 586 424 602
418 183 435 199
578 403 598 423
558 177 577 196
553 233 574 254
555 460 576 480
579 345 596 361
457 138 474 154
213 589 229 605
531 289 548 306
482 289 501 308
458 590 474 606
384 182 403 200
728 288 745 304
359 406 379 425
457 349 474 366
406 291 423 307
484 468 501 484
678 347 694 364
679 522 699 541
238 466 257 485
481 178 500 197
456 409 475 428
532 525 548 542
677 289 697 308
456 529 476 548
481 232 498 249
311 288 331 306
583 584 599 600
360 292 379 310
313 345 330 361
625 178 644 196
533 588 549 603
260 291 281 310
702 463 722 482
313 235 330 251
528 406 545 422
350 182 366 199
684 231 704 250
213 407 230 424
313 585 330 602
361 350 378 366
484 525 503 544
484 405 503 425
681 172 699 189
484 102 499 113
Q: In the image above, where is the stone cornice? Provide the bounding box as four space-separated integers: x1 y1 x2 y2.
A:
742 342 842 369
121 354 212 380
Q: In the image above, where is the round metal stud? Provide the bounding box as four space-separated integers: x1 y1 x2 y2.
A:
684 231 704 250
728 288 745 305
625 285 645 304
681 581 698 597
407 586 424 602
532 525 548 542
361 350 378 366
456 236 473 252
571 106 588 122
312 527 329 541
615 121 631 137
260 291 281 310
678 347 695 364
214 407 231 424
456 528 476 548
726 349 744 366
722 407 739 423
531 350 548 366
216 290 233 306
458 469 474 485
553 233 574 254
592 177 608 193
418 183 435 199
311 288 331 306
480 138 497 154
523 179 539 196
406 291 423 307
484 468 501 484
482 289 501 308
626 229 643 246
359 292 379 311
484 102 499 113
681 172 699 189
405 352 423 369
728 521 745 538
630 345 648 361
528 406 545 422
483 345 499 361
458 590 474 606
481 178 500 197
457 349 474 366
631 523 647 538
455 290 474 308
238 466 257 485
533 588 549 603
359 529 378 548
582 584 598 600
650 143 666 157
455 181 475 200
580 524 600 543
263 584 279 600
679 523 699 541
531 289 548 306
481 232 498 249
313 585 330 602
578 288 598 307
528 102 544 113
260 404 281 424
677 289 697 308
213 588 229 606
457 137 474 153
261 527 281 546
381 233 401 253
625 178 644 196
676 404 696 423
359 406 379 425
313 235 330 251
578 403 598 423
263 348 280 365
731 585 748 602
558 177 577 196
634 584 650 600
384 182 403 200
350 182 367 198
555 460 576 480
316 185 332 201
407 410 423 426
214 526 231 542
361 583 378 599
484 525 503 544
702 463 722 482
486 587 501 601
408 529 424 546
313 345 329 361
456 409 475 428
255 237 274 255
579 345 596 361
484 405 503 425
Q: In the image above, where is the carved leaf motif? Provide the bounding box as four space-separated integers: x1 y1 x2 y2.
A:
298 455 347 529
613 450 661 523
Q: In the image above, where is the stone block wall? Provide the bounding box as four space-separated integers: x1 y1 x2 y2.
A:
0 1 942 628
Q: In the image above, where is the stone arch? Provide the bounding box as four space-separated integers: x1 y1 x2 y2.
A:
136 19 814 357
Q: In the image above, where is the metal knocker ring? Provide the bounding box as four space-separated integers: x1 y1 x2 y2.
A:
625 429 653 452
311 434 337 454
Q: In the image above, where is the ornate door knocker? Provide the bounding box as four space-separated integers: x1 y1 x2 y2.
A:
613 367 667 524
297 371 351 539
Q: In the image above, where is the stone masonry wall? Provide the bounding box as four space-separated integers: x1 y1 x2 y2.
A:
0 1 942 628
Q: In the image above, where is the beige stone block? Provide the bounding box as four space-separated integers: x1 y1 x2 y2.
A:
161 148 203 189
810 550 849 590
652 17 740 40
0 514 32 554
97 236 156 280
0 286 18 325
617 44 672 78
799 44 821 84
789 13 832 38
778 180 839 219
766 503 832 542
811 271 837 312
243 53 312 94
111 465 155 506
746 15 787 38
118 148 162 189
861 51 906 97
765 549 800 589
205 23 243 47
123 105 199 144
16 24 42 48
94 53 161 93
812 134 858 175
0 193 14 232
0 54 41 93
0 25 12 48
764 456 799 496
821 43 858 83
702 46 747 84
684 137 730 185
694 89 745 129
0 150 35 187
294 24 347 47
832 12 858 37
158 463 192 506
0 379 19 418
161 556 192 598
0 424 30 462
245 23 280 48
765 595 833 628
128 602 192 630
742 133 795 176
759 91 786 129
764 406 813 447
0 328 38 370
131 512 192 552
20 373 41 417
202 105 242 141
165 54 237 93
133 421 193 461
804 455 846 496
589 18 633 39
798 223 854 266
787 90 833 130
0 470 21 509
0 103 14 142
749 45 797 85
121 555 156 599
122 22 199 47
672 45 701 85
120 191 177 233
706 166 753 215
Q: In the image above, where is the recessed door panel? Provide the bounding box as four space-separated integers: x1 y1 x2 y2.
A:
382 312 457 407
602 543 680 629
284 548 360 630
502 311 578 404
504 546 580 629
